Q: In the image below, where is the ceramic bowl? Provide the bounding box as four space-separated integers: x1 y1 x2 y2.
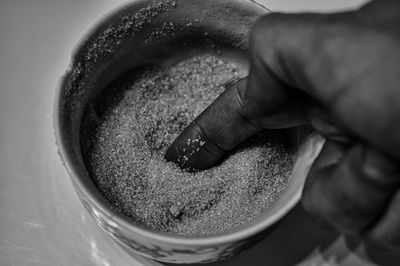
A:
54 0 324 263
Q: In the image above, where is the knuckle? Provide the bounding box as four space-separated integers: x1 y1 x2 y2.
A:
249 13 286 57
250 13 285 45
248 14 290 91
251 13 279 39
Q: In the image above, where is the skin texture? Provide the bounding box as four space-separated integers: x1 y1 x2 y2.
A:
165 0 400 250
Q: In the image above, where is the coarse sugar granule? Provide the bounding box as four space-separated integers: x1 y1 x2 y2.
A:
83 54 293 236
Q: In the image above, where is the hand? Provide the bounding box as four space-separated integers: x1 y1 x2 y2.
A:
165 0 400 250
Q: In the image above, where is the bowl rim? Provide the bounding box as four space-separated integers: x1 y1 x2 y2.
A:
54 0 319 247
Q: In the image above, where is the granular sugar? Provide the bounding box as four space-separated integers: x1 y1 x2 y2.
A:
83 55 293 236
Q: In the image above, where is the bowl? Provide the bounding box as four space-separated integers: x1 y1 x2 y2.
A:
54 0 324 263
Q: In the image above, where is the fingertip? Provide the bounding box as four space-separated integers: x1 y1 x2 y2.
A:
164 120 225 171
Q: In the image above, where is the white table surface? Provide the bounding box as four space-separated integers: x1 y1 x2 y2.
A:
2 0 399 265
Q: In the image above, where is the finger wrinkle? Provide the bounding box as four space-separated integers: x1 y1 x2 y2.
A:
233 78 261 130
